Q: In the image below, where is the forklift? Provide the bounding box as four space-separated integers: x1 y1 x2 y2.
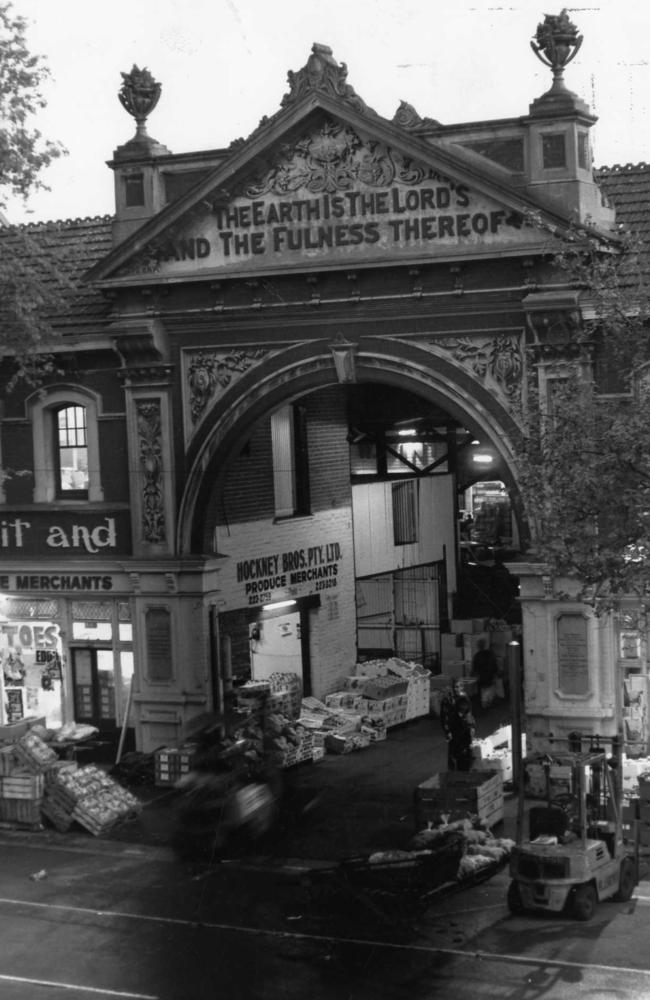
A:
507 733 639 920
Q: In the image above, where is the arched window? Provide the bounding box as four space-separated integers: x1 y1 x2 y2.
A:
55 405 89 497
30 388 103 503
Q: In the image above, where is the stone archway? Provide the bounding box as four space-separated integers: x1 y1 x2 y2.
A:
177 334 525 555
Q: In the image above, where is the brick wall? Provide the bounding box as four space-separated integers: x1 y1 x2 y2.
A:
216 386 350 528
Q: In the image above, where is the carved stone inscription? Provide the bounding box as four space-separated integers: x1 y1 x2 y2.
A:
132 121 541 277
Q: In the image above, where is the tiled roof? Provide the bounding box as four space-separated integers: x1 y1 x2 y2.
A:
0 166 646 339
597 162 650 240
0 215 113 334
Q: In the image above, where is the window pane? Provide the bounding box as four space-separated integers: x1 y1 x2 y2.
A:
542 133 566 169
271 406 296 516
58 406 88 492
386 437 446 474
72 621 112 641
350 439 377 475
392 480 418 545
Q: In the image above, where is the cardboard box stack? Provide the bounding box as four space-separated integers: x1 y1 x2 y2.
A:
439 617 513 684
353 657 431 726
473 724 526 785
298 696 365 755
267 672 303 720
414 770 504 829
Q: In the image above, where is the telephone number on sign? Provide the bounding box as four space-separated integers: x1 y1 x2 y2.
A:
248 592 272 605
316 579 337 591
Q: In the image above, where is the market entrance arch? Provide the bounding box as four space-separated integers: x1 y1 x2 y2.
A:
180 334 524 557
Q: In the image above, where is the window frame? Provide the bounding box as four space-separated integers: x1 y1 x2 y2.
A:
271 403 310 519
53 403 89 500
392 479 419 545
30 388 103 503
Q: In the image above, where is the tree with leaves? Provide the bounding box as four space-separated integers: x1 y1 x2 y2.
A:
516 226 650 607
0 1 68 379
0 2 64 207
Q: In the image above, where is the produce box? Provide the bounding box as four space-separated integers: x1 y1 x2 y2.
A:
0 745 19 775
414 770 504 829
325 692 368 712
72 789 140 836
0 797 42 827
41 791 75 832
154 744 199 786
14 732 59 772
363 676 409 701
0 717 46 744
43 760 78 785
1 769 44 800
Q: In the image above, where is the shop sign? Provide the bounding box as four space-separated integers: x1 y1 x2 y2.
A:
235 541 342 606
0 574 114 592
0 511 131 557
145 124 543 279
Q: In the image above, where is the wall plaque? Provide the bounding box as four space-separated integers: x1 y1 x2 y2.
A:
557 614 589 696
145 606 173 682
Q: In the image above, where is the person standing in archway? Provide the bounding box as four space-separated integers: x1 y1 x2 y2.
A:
471 638 499 711
440 684 475 771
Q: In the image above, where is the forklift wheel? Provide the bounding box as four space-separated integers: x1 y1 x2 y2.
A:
571 883 597 921
614 858 636 902
507 880 525 915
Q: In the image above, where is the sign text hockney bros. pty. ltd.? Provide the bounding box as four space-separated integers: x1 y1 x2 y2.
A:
236 542 342 606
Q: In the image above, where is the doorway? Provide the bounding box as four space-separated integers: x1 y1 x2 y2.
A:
249 611 303 682
71 647 134 753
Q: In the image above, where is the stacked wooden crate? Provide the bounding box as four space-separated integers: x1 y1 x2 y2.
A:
44 764 141 836
0 731 63 830
414 770 504 830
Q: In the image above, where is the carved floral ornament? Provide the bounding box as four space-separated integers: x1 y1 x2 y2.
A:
187 349 268 425
242 120 460 200
136 399 166 543
435 334 524 400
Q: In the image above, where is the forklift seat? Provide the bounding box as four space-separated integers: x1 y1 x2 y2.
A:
529 804 568 840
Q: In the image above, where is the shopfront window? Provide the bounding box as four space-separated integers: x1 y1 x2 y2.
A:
0 617 63 728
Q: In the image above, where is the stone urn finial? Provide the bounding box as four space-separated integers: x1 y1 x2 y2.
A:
118 65 162 139
531 9 583 93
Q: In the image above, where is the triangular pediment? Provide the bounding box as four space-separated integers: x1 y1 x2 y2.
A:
87 56 587 286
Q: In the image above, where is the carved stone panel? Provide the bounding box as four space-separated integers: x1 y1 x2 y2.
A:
434 333 524 402
136 398 166 543
185 348 268 428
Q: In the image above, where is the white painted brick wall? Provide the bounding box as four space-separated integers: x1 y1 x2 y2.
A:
214 506 357 698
